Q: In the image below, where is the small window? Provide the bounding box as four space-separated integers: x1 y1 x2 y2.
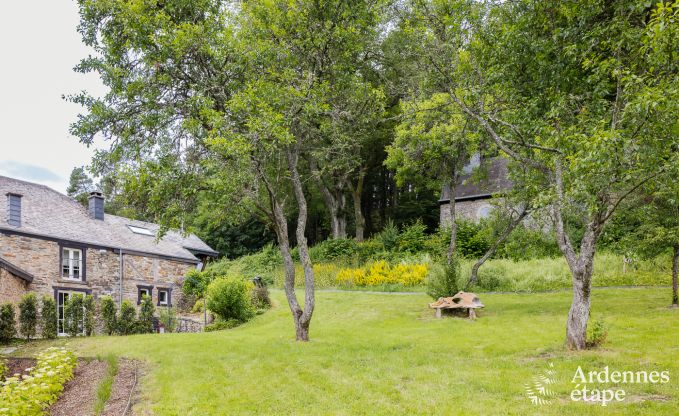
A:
158 289 169 306
62 248 83 280
128 225 154 236
7 194 21 227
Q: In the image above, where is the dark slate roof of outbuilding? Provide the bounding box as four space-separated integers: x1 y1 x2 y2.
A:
0 175 218 262
439 157 512 203
0 255 34 282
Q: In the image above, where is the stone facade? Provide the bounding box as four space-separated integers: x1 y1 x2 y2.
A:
440 198 499 225
0 231 196 311
0 267 29 305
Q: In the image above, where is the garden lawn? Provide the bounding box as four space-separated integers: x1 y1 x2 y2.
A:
16 288 679 415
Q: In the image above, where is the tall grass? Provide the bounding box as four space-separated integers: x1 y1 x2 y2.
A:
267 252 670 292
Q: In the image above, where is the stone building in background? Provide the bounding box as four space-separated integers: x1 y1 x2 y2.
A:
0 175 217 335
439 156 512 225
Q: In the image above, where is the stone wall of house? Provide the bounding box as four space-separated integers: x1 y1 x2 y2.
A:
121 254 194 308
0 232 196 311
440 198 498 225
0 268 29 305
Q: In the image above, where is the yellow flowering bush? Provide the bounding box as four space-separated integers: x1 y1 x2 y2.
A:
280 263 342 287
336 261 428 287
0 347 77 415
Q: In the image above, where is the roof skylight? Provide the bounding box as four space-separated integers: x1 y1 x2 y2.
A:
128 225 154 236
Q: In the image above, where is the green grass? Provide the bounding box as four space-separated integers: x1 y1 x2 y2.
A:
94 354 118 415
15 288 679 415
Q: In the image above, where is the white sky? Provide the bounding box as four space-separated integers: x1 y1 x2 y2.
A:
0 1 106 193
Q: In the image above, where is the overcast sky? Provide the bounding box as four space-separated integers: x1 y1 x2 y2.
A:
0 1 106 193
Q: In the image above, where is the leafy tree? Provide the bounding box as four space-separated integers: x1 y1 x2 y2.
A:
71 0 386 341
0 304 15 344
18 293 38 340
41 296 58 339
66 166 94 206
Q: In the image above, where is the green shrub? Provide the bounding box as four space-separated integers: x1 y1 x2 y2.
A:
64 294 84 337
251 285 271 311
207 277 255 322
0 303 16 344
0 347 77 413
100 296 117 336
84 295 95 336
378 220 399 251
355 238 383 262
204 319 241 332
158 307 177 332
41 296 58 339
309 238 358 262
586 319 608 348
183 269 213 298
191 298 205 313
118 300 137 335
138 295 155 334
398 220 427 253
456 220 491 258
201 243 282 286
497 225 560 260
18 293 38 340
426 260 461 300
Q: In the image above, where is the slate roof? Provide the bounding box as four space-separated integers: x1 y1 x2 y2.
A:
0 255 34 282
0 175 218 262
439 157 512 203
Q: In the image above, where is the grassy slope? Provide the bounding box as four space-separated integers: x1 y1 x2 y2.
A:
18 288 679 415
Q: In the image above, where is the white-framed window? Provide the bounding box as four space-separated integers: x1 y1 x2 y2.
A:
158 289 169 306
61 248 83 280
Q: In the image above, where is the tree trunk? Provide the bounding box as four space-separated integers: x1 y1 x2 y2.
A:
350 167 367 242
271 195 306 340
672 245 679 306
466 205 528 289
309 158 347 239
287 147 315 341
566 269 593 350
446 179 458 265
553 161 600 350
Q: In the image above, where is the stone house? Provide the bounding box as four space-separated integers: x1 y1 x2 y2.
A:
0 175 217 335
439 157 512 225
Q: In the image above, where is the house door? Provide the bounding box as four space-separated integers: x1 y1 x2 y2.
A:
57 291 85 336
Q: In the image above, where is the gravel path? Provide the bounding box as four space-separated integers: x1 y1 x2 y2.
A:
50 359 108 416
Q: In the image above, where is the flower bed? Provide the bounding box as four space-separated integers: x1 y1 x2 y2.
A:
0 347 77 415
336 261 429 286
